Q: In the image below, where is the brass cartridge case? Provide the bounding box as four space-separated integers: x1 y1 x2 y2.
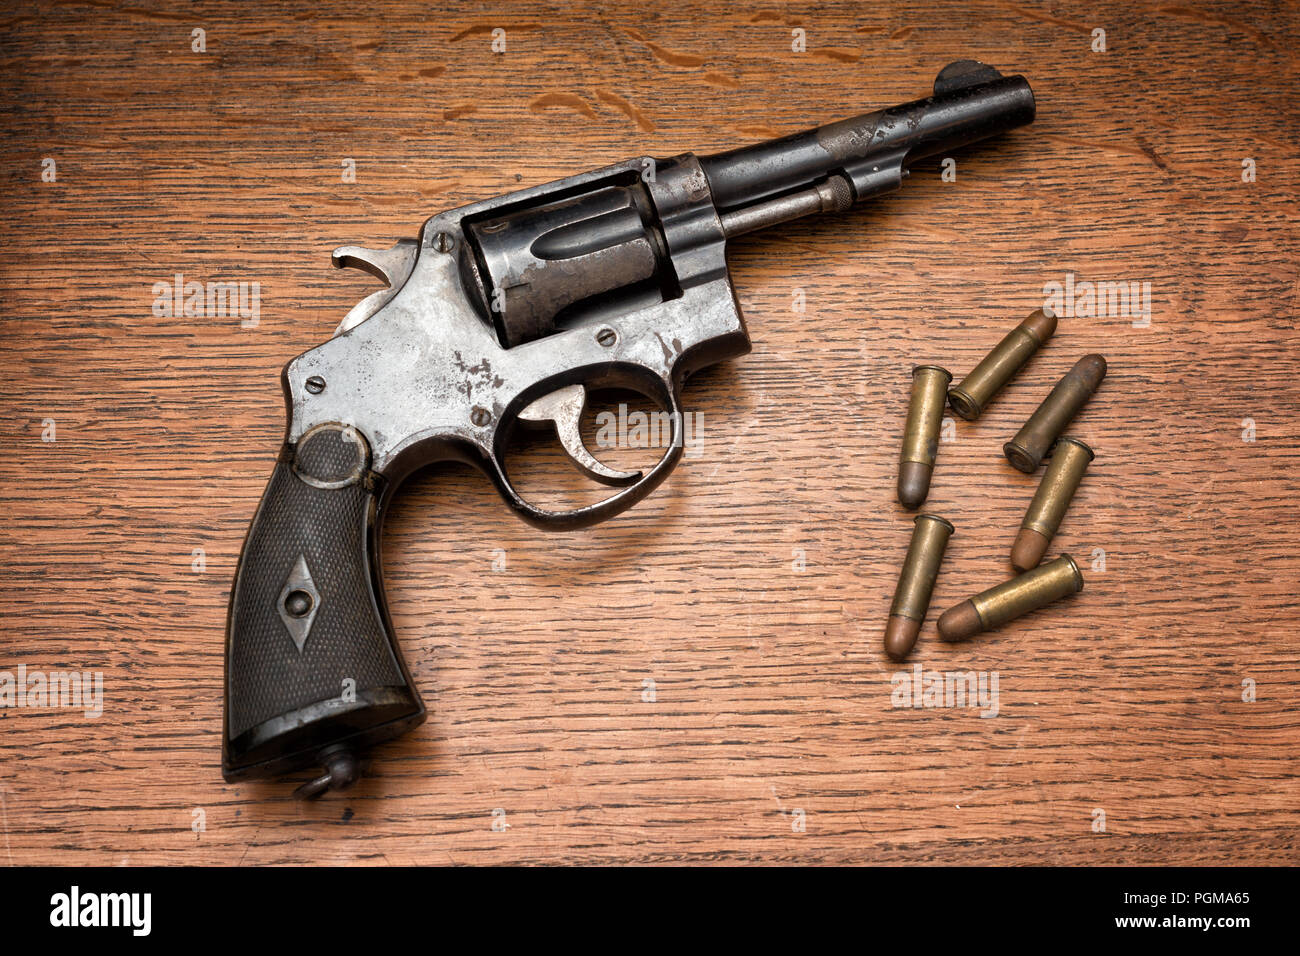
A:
937 554 1084 642
898 365 952 509
884 514 954 660
1012 438 1094 572
1004 354 1107 473
948 309 1057 421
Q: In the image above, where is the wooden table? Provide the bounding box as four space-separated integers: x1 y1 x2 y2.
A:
1 0 1296 865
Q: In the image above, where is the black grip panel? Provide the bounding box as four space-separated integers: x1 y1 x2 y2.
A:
223 425 424 782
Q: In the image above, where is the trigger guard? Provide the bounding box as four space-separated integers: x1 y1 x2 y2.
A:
488 379 688 531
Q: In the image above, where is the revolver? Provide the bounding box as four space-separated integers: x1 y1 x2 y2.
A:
223 60 1034 796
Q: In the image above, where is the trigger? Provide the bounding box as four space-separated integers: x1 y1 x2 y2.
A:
517 384 642 487
331 238 418 336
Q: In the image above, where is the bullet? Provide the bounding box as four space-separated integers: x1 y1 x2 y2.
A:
948 309 1057 421
884 514 954 660
1004 354 1107 473
1011 437 1094 572
937 554 1084 642
898 365 951 509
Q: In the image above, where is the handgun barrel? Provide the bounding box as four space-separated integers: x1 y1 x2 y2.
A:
699 65 1034 214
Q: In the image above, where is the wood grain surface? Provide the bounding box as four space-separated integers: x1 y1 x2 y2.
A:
1 0 1297 866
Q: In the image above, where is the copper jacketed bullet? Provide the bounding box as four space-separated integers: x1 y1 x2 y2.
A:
884 514 954 660
1004 354 1107 473
898 365 951 509
1011 437 1094 572
948 309 1057 421
937 554 1084 642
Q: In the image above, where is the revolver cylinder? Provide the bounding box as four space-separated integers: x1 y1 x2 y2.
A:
462 183 671 348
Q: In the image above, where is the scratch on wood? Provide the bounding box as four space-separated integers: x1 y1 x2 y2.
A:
1136 137 1169 171
448 23 544 42
528 92 599 120
416 181 466 199
812 48 861 63
994 0 1093 33
628 33 709 68
595 89 655 131
55 0 191 23
1037 132 1169 163
1157 5 1274 47
729 124 783 139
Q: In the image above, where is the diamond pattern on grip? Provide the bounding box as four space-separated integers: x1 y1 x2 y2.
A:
226 460 403 740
